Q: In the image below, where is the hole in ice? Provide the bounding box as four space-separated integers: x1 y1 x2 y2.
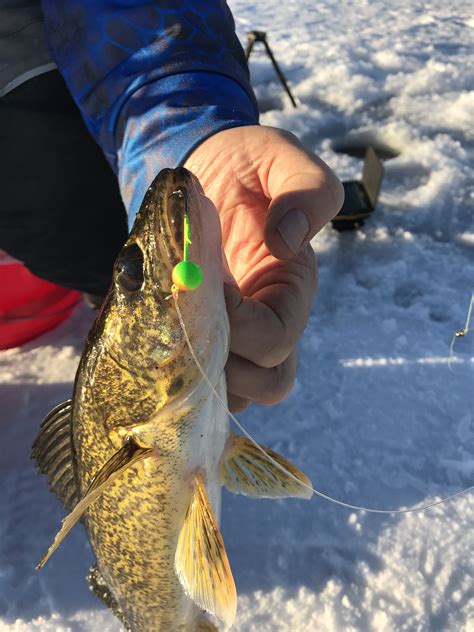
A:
333 131 400 160
333 138 399 160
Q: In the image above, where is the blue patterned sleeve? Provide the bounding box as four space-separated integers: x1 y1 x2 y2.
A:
41 0 259 227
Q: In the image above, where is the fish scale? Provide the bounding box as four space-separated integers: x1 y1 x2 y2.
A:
32 168 312 631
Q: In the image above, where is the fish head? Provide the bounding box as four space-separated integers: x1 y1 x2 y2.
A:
98 168 229 406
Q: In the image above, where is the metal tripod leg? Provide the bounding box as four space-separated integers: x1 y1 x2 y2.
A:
245 30 297 108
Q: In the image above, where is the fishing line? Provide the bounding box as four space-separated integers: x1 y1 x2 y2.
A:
448 292 473 370
169 193 472 515
172 293 473 516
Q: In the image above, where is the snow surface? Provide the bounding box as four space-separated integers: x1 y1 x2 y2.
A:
1 0 473 630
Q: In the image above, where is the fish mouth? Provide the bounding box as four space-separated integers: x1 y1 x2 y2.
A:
130 167 204 295
157 168 200 264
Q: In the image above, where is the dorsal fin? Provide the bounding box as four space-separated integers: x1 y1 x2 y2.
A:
31 400 79 511
175 474 237 628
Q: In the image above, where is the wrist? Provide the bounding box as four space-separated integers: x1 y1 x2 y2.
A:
118 72 258 230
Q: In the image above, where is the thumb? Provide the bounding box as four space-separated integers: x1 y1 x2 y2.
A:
263 138 344 260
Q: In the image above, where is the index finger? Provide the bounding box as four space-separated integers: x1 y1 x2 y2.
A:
224 244 317 369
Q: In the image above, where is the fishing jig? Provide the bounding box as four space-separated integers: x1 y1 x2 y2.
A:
448 292 473 369
171 192 203 292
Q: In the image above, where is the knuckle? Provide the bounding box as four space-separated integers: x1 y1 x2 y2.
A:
259 334 294 369
314 164 345 219
307 247 318 294
259 307 298 368
327 173 345 216
289 250 318 302
228 393 250 413
268 126 299 146
260 357 296 404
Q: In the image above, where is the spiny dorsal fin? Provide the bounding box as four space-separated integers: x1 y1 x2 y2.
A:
220 434 313 499
175 474 237 628
36 438 153 570
31 400 79 511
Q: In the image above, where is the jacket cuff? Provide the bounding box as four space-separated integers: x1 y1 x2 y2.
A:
117 71 259 229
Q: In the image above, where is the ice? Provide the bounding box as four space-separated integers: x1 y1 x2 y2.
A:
1 0 473 630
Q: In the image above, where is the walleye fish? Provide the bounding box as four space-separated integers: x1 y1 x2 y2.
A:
32 168 312 631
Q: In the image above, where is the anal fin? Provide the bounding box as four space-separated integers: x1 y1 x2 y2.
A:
175 474 237 628
220 434 313 499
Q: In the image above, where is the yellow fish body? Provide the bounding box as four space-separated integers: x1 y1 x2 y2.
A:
33 168 312 631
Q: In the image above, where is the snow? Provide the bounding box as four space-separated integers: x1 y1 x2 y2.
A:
1 0 473 630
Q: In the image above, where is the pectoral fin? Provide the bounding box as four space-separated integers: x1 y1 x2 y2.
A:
175 474 237 628
220 434 313 500
36 437 152 570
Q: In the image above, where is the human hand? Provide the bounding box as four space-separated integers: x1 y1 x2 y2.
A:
184 125 344 411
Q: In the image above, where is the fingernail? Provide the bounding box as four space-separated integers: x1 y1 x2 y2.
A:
277 209 310 255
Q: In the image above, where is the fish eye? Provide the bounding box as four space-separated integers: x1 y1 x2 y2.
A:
115 243 144 293
168 189 186 253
